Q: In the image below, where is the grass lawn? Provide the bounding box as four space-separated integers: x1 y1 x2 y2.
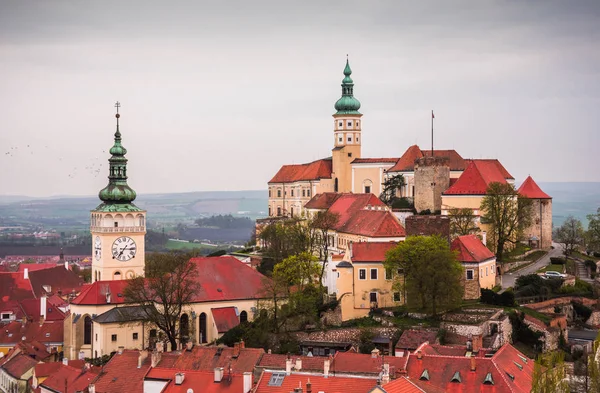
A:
165 239 219 251
512 341 539 359
572 251 599 261
538 263 564 273
520 306 552 325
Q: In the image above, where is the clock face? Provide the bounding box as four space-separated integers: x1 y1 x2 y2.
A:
112 236 137 262
94 236 102 261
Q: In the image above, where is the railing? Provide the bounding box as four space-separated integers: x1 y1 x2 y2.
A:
90 226 146 233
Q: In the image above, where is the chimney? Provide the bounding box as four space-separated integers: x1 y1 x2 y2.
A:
472 334 483 353
371 348 380 359
482 231 487 246
138 350 148 368
175 373 185 385
117 346 124 355
306 379 312 393
106 292 111 304
40 295 47 321
62 357 68 366
240 340 245 349
156 342 164 353
65 260 69 270
295 358 302 371
243 372 252 393
24 268 29 280
381 363 390 385
214 367 224 383
233 342 240 358
89 384 95 393
416 350 422 360
324 359 330 378
285 359 292 375
186 341 193 351
470 356 476 372
151 350 162 367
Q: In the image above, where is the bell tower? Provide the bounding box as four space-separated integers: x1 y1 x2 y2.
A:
332 58 362 193
90 102 146 283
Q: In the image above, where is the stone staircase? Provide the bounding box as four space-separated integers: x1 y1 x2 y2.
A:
575 260 593 283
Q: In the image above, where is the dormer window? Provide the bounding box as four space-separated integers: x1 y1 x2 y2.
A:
419 370 430 381
513 361 523 371
483 373 494 385
451 371 462 383
506 372 515 381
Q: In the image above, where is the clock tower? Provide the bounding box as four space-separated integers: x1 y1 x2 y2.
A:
91 103 146 283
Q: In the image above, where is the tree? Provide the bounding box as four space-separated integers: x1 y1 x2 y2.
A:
258 218 317 271
380 174 406 205
586 208 600 253
311 211 340 286
273 252 321 291
481 182 533 259
532 351 570 393
554 216 584 257
448 207 480 238
385 235 463 316
123 252 201 351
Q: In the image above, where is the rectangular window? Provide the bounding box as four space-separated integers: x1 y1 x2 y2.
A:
338 121 343 127
277 207 281 216
95 333 98 342
466 270 474 280
338 136 343 142
370 268 378 280
356 137 359 142
111 334 117 342
1 313 10 320
291 189 294 197
348 136 352 142
307 189 311 197
133 333 139 340
359 269 366 280
302 189 306 197
114 222 118 228
393 292 401 302
481 268 484 277
348 152 352 157
486 267 488 276
385 268 393 280
370 292 377 303
277 190 281 197
347 121 352 127
365 186 371 194
268 189 271 197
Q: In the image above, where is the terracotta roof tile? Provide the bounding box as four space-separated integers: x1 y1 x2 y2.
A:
2 353 38 378
352 158 399 164
0 320 63 346
145 368 244 393
160 346 264 374
70 280 130 305
269 158 332 184
27 266 84 298
34 360 85 378
255 371 378 393
443 160 509 195
395 330 438 350
93 350 151 393
257 354 327 372
388 145 466 172
17 263 59 273
333 351 408 376
304 192 343 210
41 364 100 393
19 297 66 322
518 176 551 199
211 307 240 333
10 340 51 361
0 272 34 304
379 377 425 393
351 242 398 262
451 235 495 263
339 210 406 238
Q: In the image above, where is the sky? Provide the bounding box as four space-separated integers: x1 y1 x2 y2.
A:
1 0 599 197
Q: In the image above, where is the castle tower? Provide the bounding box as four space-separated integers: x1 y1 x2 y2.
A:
414 156 450 214
517 176 552 249
90 103 146 282
332 58 362 193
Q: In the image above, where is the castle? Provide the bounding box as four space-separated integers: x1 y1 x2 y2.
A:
268 59 552 249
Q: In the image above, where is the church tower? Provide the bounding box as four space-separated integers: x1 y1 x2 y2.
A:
90 103 146 283
332 58 362 193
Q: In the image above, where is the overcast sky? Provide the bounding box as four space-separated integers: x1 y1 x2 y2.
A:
1 0 599 197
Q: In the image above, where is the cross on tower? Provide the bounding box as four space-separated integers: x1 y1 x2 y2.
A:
114 101 121 113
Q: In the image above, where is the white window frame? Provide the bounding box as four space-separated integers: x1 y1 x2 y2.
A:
370 268 378 280
358 269 367 280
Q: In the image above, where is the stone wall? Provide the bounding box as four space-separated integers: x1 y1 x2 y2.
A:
404 215 450 241
460 263 482 300
320 306 343 327
523 314 565 351
413 157 450 214
522 199 553 249
586 311 600 328
293 327 400 347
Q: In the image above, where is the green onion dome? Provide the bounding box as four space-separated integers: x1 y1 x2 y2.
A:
334 59 361 115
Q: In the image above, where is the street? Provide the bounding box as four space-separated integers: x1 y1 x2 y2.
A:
501 242 563 289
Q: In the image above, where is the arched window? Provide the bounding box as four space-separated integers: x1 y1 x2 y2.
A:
240 311 248 324
199 313 207 343
180 314 189 345
334 178 339 192
84 316 92 345
113 271 121 280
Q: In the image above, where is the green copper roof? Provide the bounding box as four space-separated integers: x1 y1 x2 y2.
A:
334 58 361 115
96 109 140 212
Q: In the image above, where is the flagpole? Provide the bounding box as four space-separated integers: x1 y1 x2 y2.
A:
431 110 434 156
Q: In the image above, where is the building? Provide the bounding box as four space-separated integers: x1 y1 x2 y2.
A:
450 235 497 299
0 353 37 393
91 109 146 283
336 242 403 321
518 176 553 249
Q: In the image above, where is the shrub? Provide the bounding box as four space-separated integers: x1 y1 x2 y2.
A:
550 257 566 265
594 251 600 258
358 328 376 354
572 301 593 321
585 260 597 271
480 288 516 306
500 291 516 307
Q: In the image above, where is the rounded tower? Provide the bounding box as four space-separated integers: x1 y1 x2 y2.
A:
332 58 363 193
90 103 146 283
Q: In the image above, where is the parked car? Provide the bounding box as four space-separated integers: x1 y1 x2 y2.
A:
544 271 566 279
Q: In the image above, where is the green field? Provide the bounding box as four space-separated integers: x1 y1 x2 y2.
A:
165 239 219 250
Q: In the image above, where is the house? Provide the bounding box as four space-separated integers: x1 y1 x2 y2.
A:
0 318 64 356
144 368 250 393
32 360 86 391
254 371 380 393
336 242 402 321
92 349 152 393
450 235 497 299
394 329 438 357
0 353 38 393
39 363 100 393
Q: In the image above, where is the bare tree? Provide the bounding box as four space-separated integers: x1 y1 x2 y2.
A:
554 216 584 257
311 211 340 287
448 207 480 239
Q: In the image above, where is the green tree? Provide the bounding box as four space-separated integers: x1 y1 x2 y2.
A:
481 182 533 259
385 235 463 316
554 216 584 257
586 208 600 253
273 252 321 291
448 207 481 238
258 219 317 271
380 174 406 206
311 211 340 286
123 251 201 351
532 351 570 393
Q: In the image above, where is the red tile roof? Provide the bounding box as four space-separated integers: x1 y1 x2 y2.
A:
352 158 399 164
17 263 59 273
2 353 38 378
333 351 408 376
378 378 425 393
405 343 533 393
388 145 466 172
159 345 264 374
518 176 551 199
41 364 100 393
188 256 271 303
443 160 510 195
395 329 438 350
0 272 34 303
93 350 151 393
340 210 406 238
211 307 240 333
34 360 86 378
19 297 66 322
145 368 245 393
351 242 398 262
70 280 130 305
304 192 344 210
0 320 63 346
27 266 84 298
269 158 332 184
255 371 378 393
257 354 329 372
9 340 52 361
451 235 495 263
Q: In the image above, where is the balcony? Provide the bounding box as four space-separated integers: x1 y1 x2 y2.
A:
90 226 146 233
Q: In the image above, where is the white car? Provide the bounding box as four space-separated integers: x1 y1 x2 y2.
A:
544 271 566 279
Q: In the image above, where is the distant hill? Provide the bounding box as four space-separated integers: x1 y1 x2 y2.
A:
538 182 600 228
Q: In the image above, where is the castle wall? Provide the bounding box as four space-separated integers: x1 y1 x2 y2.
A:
522 198 553 248
414 157 450 213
